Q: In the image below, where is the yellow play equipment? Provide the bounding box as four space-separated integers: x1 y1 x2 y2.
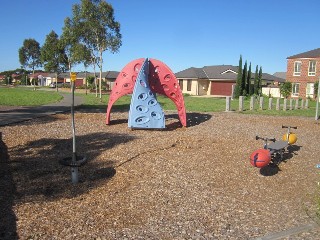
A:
282 125 297 145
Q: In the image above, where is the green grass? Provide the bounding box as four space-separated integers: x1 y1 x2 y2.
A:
0 87 63 106
81 93 318 118
1 87 318 118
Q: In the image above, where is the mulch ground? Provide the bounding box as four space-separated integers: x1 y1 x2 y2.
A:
1 110 320 239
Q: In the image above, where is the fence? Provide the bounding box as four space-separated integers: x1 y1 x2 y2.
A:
225 96 309 112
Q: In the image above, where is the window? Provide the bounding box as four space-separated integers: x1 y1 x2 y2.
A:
179 80 183 90
308 61 316 76
306 83 314 98
187 79 192 91
292 83 300 96
293 61 301 76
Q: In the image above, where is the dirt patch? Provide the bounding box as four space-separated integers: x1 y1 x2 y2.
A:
1 111 320 239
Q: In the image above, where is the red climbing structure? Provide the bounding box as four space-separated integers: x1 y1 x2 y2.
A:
106 58 187 127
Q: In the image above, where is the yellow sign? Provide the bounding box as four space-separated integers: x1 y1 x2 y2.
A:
71 72 77 81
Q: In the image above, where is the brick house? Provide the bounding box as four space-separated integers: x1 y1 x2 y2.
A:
286 48 320 99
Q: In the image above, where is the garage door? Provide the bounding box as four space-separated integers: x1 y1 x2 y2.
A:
75 79 83 87
211 81 234 96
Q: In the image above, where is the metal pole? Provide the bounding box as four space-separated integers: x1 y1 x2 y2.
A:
316 78 320 121
71 79 78 184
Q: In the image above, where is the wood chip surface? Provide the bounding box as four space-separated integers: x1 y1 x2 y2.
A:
1 110 320 239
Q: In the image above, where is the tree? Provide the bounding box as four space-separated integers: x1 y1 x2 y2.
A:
314 81 319 99
71 0 122 100
41 31 68 92
247 62 252 95
234 55 243 98
280 82 292 98
258 66 263 95
241 60 247 96
253 65 259 95
61 17 92 75
18 39 41 89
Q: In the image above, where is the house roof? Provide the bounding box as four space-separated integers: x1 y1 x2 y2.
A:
104 71 119 79
175 65 239 79
261 73 284 83
175 67 208 79
273 72 286 81
287 48 320 59
176 65 284 82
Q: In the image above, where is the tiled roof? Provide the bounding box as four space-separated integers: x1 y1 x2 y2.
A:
261 73 284 83
104 71 119 79
203 65 238 80
287 48 320 59
273 72 286 81
175 65 284 82
175 67 207 79
175 65 239 79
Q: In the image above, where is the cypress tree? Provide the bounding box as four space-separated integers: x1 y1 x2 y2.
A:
247 62 252 95
258 66 263 95
241 60 247 96
253 65 259 95
234 55 243 98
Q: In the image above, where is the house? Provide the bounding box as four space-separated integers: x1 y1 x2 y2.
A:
175 65 284 96
286 48 320 99
61 71 119 88
0 75 7 83
273 72 286 85
29 72 64 86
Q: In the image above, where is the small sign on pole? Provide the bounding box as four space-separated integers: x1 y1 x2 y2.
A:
71 72 77 81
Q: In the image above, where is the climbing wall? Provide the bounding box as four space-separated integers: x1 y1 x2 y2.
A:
128 58 165 129
106 58 187 128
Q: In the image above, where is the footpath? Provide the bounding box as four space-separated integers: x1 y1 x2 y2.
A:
0 93 84 126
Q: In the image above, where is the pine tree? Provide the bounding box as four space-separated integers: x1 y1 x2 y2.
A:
247 62 252 95
253 65 259 95
258 66 263 95
234 55 243 98
241 61 247 96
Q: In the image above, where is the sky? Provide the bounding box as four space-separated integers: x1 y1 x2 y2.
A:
1 0 320 75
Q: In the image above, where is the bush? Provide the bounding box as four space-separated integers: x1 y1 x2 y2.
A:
280 82 292 98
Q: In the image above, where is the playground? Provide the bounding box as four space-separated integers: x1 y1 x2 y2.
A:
1 110 320 239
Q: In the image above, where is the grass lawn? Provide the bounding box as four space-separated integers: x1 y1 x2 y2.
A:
81 92 318 118
1 86 318 118
0 87 63 106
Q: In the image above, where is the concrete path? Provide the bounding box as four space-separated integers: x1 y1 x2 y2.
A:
0 93 84 126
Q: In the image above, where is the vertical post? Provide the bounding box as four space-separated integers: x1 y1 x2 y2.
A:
239 96 244 111
300 99 305 109
250 96 254 110
289 98 293 110
71 73 78 184
276 98 280 110
295 99 299 109
259 97 264 110
268 98 273 110
225 96 231 112
316 79 320 120
305 99 309 109
283 99 287 111
231 85 235 100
